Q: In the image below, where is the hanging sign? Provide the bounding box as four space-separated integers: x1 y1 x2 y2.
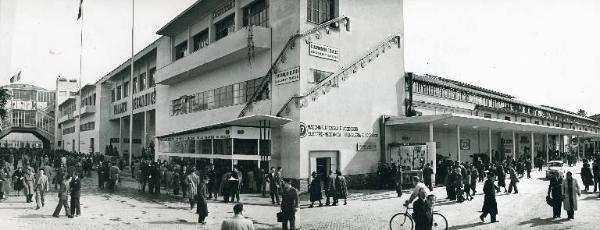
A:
274 67 300 85
309 43 339 61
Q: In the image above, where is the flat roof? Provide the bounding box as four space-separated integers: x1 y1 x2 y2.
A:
58 97 75 108
386 113 600 138
156 114 292 139
156 0 204 35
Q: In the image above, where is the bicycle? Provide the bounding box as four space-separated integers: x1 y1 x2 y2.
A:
389 205 448 230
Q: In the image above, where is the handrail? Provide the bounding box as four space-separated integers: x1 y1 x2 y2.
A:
276 33 401 116
238 15 350 118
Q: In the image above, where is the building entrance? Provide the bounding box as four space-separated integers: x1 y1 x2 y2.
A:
309 151 339 179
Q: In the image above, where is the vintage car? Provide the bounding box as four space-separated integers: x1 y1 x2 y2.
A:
546 160 565 179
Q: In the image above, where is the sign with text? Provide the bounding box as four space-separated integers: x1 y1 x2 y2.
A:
357 142 377 151
300 123 378 138
274 67 300 85
309 43 339 61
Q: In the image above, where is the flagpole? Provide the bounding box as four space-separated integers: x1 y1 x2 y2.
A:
77 1 84 154
128 0 135 169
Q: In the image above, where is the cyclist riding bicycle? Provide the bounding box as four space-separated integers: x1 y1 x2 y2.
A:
404 176 434 230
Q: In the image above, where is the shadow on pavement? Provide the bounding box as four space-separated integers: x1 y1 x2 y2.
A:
448 221 487 230
145 219 199 225
16 213 53 218
0 206 31 209
518 217 570 227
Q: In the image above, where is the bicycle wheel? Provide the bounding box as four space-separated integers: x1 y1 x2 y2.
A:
432 212 448 230
389 213 414 230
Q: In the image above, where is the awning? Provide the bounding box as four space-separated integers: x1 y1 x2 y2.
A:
386 113 600 137
156 114 292 139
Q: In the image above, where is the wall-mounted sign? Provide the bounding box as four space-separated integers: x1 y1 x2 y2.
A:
460 139 470 150
300 123 378 138
274 67 300 85
132 90 156 110
309 43 339 61
113 102 127 115
357 142 377 151
212 0 234 19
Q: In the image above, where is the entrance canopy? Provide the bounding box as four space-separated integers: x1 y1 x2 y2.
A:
386 113 600 138
156 114 292 139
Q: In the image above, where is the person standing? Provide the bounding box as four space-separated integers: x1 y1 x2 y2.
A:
281 179 299 230
507 166 519 194
308 172 323 208
324 170 336 206
257 168 266 198
186 168 199 209
463 167 472 201
97 161 105 189
266 167 280 205
496 164 507 193
423 163 434 192
34 169 49 209
233 166 243 202
69 174 81 217
220 203 255 230
196 176 209 224
334 170 348 206
580 160 594 192
207 164 218 199
480 172 499 223
109 162 120 192
22 166 35 203
52 175 72 218
562 171 581 219
525 160 532 179
394 165 403 197
593 158 600 193
470 165 478 195
548 175 563 218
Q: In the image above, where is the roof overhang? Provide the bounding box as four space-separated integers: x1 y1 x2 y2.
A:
58 97 75 108
156 114 292 139
386 113 600 138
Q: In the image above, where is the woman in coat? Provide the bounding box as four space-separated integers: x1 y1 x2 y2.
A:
308 171 323 208
185 169 199 210
580 161 594 192
12 167 24 195
547 175 562 218
496 165 506 193
562 171 581 219
196 176 209 224
334 170 348 206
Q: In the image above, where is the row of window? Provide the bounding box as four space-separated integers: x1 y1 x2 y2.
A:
413 80 597 127
170 77 269 116
63 126 75 135
307 0 335 24
7 110 53 133
158 138 270 155
80 121 95 132
81 93 96 107
111 68 156 103
173 0 269 61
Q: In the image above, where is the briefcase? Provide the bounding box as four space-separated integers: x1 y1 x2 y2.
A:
545 195 552 206
276 212 283 222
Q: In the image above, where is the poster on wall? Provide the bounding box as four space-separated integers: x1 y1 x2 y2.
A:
460 139 470 150
390 144 427 170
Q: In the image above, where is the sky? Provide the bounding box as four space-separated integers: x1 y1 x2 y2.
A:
0 0 599 115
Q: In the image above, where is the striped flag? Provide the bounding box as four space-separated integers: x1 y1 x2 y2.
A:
9 71 21 83
77 0 83 20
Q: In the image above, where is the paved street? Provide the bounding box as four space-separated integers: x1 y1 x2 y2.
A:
1 163 599 229
299 163 600 230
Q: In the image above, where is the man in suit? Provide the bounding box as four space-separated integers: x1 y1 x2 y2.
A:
52 175 72 218
23 166 35 203
266 167 280 205
109 162 120 192
34 169 49 210
70 174 81 217
280 179 299 230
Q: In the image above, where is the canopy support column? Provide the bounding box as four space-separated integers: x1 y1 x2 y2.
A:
545 133 549 163
512 131 516 160
488 128 492 162
456 125 461 162
530 132 535 166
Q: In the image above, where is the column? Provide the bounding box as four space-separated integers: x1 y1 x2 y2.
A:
512 131 516 160
119 117 123 156
576 135 580 160
231 138 235 170
142 111 147 148
429 123 434 142
530 132 535 166
456 125 461 162
234 0 242 30
488 128 492 162
545 133 549 163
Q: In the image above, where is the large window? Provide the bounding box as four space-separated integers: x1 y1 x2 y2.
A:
313 69 332 83
233 139 258 155
148 67 156 88
111 89 115 102
307 0 335 24
116 85 122 100
123 81 129 98
132 77 138 93
139 72 146 92
243 0 269 27
174 41 188 60
215 15 235 40
213 139 232 155
192 30 209 52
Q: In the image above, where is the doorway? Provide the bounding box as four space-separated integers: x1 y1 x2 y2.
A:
309 151 339 180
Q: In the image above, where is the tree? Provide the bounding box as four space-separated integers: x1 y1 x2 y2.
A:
577 109 587 117
0 88 10 120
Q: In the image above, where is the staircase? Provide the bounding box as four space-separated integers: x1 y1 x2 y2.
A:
238 15 351 117
276 33 402 116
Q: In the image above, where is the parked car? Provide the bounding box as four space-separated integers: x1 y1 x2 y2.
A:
546 161 565 179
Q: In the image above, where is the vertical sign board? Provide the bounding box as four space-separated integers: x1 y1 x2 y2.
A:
309 43 339 61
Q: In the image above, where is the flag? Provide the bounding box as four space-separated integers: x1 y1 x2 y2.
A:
77 0 83 20
16 71 21 82
9 71 20 83
9 76 14 83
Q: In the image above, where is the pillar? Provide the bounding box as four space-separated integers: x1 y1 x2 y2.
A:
576 135 580 160
429 123 434 142
142 111 147 148
530 132 535 166
488 128 492 162
231 138 235 170
456 125 461 162
512 131 516 160
545 133 549 163
119 117 123 156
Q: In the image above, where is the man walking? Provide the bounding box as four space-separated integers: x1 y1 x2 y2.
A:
186 168 199 210
70 174 81 217
34 169 49 210
507 166 519 194
593 158 600 193
423 163 434 192
480 173 499 223
23 166 35 203
281 179 299 230
109 162 120 192
562 171 581 219
52 175 72 218
267 167 280 205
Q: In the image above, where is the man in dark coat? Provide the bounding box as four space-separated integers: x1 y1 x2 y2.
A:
69 175 81 217
196 176 209 224
507 166 519 194
266 167 280 205
281 178 298 230
480 172 499 223
423 163 434 192
592 159 600 193
206 164 217 199
52 176 72 218
308 172 322 208
97 161 105 189
412 187 433 230
548 175 562 218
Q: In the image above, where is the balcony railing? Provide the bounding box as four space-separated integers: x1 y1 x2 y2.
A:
80 105 96 116
155 26 271 85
